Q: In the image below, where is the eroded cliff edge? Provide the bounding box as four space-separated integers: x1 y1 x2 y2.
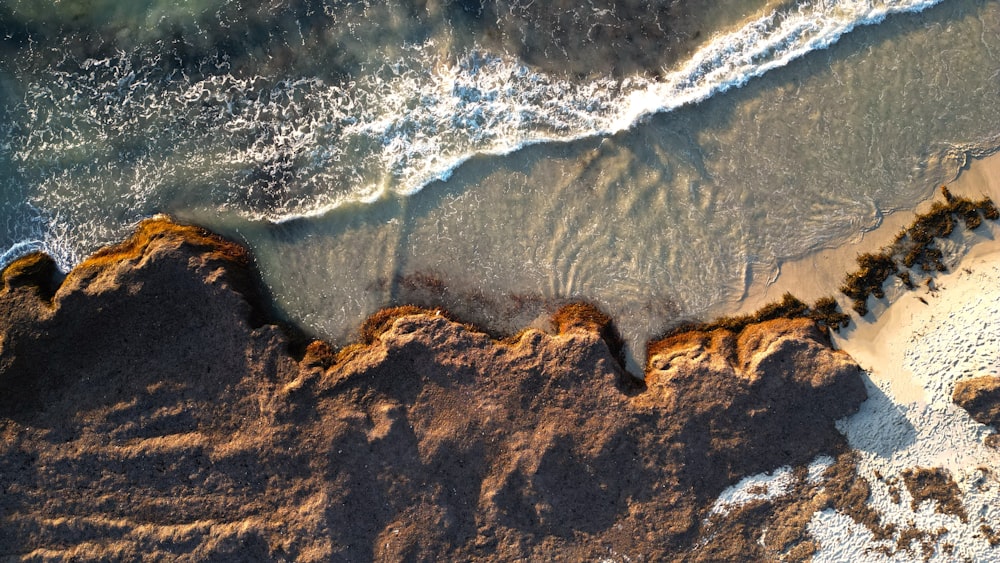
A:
0 218 869 561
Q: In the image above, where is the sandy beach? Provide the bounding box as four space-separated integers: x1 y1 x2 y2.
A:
710 153 1000 559
733 152 1000 316
822 155 1000 559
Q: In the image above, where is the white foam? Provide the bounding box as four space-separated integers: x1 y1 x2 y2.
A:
6 0 946 239
287 0 949 221
0 239 45 265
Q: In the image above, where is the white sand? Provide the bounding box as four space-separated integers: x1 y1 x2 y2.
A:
713 153 1000 559
708 455 835 519
709 465 796 516
813 252 1000 561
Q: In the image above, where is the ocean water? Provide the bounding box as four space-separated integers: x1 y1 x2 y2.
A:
2 0 1000 365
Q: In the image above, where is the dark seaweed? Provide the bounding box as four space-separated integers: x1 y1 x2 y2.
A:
839 188 999 315
658 293 849 339
653 190 1000 343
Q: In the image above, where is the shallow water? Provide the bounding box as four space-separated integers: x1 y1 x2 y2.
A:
2 0 1000 363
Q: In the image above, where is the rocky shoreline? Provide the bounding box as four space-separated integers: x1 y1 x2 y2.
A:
0 218 873 560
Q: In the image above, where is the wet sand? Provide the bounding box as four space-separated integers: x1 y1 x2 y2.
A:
733 152 1000 317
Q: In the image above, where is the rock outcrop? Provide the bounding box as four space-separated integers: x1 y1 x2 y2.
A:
953 375 1000 448
0 218 867 560
953 375 1000 428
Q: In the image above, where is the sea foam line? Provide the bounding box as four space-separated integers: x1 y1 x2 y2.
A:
3 0 949 258
276 0 947 222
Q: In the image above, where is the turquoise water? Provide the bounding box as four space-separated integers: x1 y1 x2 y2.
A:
2 0 1000 362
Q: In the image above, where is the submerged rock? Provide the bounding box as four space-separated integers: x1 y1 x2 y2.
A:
0 218 867 560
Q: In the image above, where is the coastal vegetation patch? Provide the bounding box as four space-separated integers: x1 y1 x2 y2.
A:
655 293 851 343
899 467 968 522
550 302 628 370
952 375 1000 429
651 188 1000 356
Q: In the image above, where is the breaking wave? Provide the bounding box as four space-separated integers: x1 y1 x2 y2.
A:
6 0 947 234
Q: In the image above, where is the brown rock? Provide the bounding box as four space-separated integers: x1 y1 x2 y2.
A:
643 318 867 481
986 434 1000 449
0 219 868 560
953 375 1000 427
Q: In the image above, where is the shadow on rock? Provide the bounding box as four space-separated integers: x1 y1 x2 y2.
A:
0 219 869 560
